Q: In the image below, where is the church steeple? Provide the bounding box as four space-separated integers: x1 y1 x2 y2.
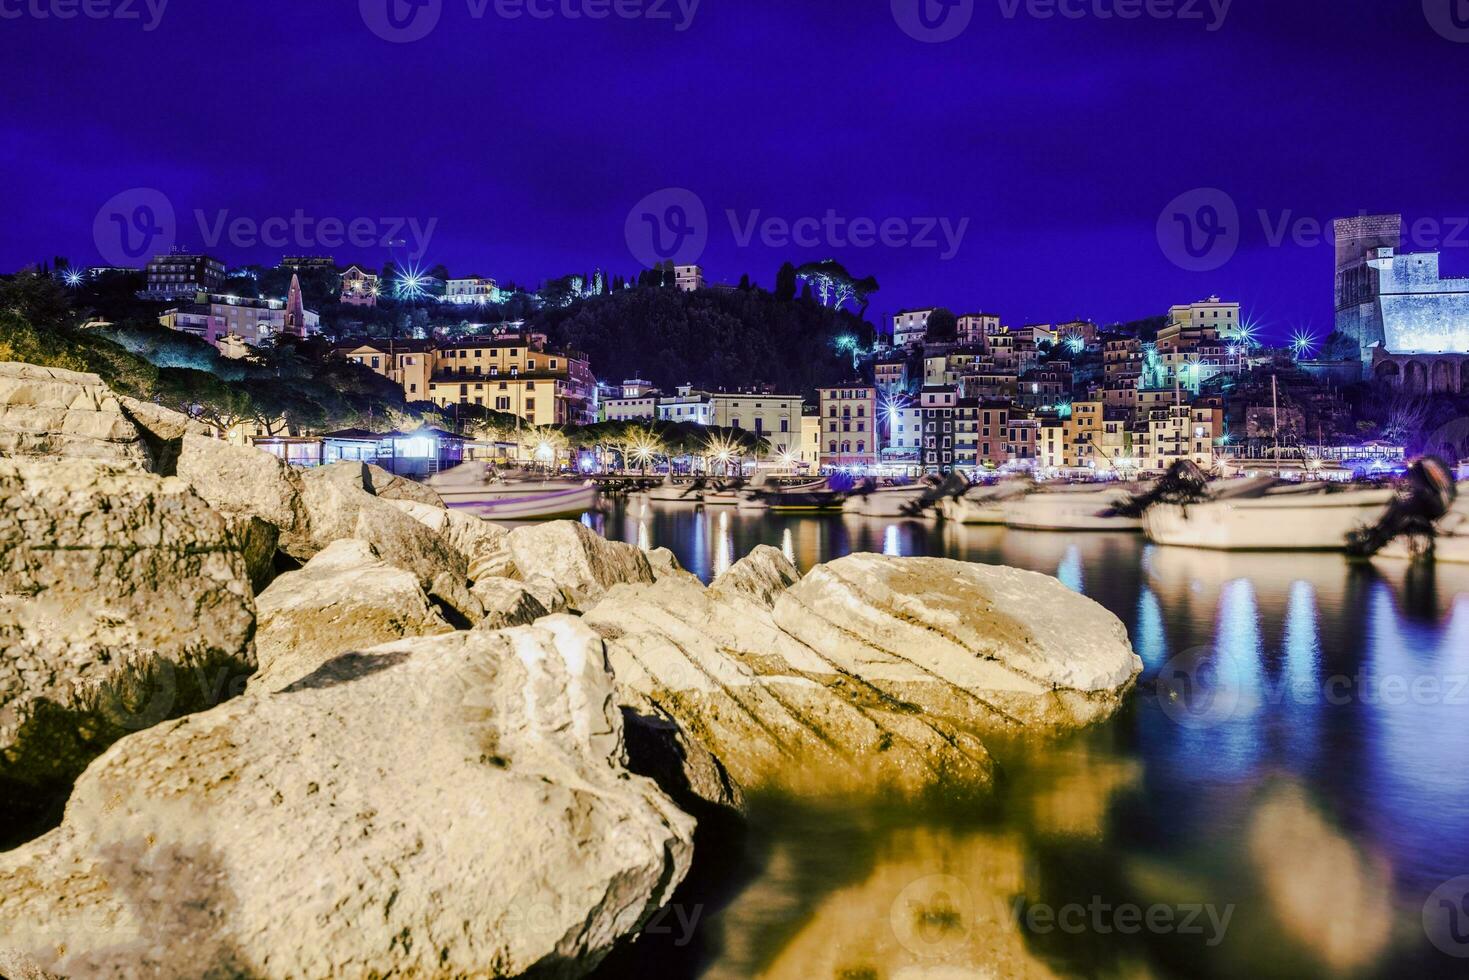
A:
284 273 306 337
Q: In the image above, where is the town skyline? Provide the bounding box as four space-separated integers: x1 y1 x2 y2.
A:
5 1 1469 339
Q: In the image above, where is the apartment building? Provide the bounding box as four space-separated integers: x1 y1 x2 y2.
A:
712 392 804 460
818 384 878 470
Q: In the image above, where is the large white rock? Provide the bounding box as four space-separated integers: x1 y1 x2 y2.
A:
471 575 568 632
114 396 212 474
0 458 256 794
0 619 695 979
584 573 994 800
299 464 481 623
0 362 149 467
508 521 655 611
709 544 801 608
175 434 313 558
390 498 515 581
250 539 453 693
772 554 1143 730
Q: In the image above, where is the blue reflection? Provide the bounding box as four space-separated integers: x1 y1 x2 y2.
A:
884 524 902 557
1057 545 1084 594
1134 588 1167 671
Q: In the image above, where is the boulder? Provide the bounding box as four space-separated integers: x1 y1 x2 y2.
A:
772 555 1143 731
114 396 212 475
389 498 515 581
508 521 655 611
298 464 480 623
709 544 801 608
584 573 994 800
646 547 700 586
0 362 149 468
0 458 256 796
471 576 556 632
0 619 695 979
250 539 454 693
175 434 312 558
223 514 280 594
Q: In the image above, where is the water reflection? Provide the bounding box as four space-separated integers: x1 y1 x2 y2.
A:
597 501 1469 979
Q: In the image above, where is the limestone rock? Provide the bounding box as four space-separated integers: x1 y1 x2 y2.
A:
0 362 149 467
0 619 695 979
176 434 312 557
0 458 255 795
646 547 700 586
250 539 453 693
584 573 994 800
115 396 211 475
390 498 515 581
471 575 571 632
299 464 480 623
709 544 801 608
772 554 1143 731
508 521 655 611
223 514 280 594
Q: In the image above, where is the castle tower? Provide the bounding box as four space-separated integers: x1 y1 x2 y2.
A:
1334 214 1401 367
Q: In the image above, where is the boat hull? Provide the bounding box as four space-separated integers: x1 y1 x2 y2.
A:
440 483 600 522
1002 490 1141 532
842 487 932 518
1144 488 1393 552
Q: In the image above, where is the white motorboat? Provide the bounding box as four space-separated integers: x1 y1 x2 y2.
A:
1144 482 1394 552
939 481 1033 525
1001 484 1144 533
426 463 600 521
1377 485 1469 563
639 477 705 504
841 484 933 518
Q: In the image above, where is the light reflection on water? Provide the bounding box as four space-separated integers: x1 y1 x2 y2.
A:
588 502 1469 979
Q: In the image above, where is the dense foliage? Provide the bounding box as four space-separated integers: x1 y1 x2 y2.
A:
529 284 875 397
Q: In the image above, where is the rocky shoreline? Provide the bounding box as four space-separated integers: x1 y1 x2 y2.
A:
0 361 1142 978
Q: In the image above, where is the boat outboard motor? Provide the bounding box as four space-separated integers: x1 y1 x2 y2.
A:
1107 460 1211 518
1346 456 1458 558
904 472 969 515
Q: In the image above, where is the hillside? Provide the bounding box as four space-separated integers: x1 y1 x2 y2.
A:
530 285 877 396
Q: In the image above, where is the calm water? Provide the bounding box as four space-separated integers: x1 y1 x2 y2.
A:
587 500 1469 980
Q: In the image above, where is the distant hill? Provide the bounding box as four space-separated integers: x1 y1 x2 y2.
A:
529 285 877 396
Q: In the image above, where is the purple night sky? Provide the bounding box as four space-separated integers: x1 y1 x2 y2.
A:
2 0 1466 340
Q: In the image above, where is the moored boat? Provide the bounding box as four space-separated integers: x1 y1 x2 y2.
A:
1002 484 1144 532
426 463 601 521
841 483 933 518
1143 482 1394 552
938 480 1034 525
639 477 706 503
